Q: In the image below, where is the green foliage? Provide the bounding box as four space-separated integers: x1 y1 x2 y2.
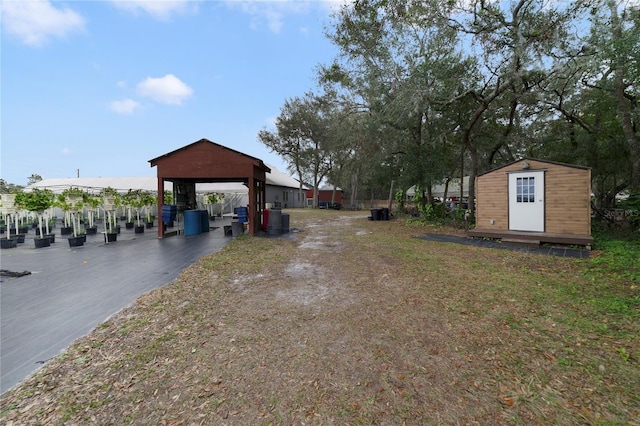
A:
11 189 27 209
588 238 640 284
617 191 640 229
21 189 55 213
83 193 102 209
101 187 121 210
58 188 86 212
205 193 220 205
394 189 406 213
122 189 145 208
411 186 446 220
163 190 173 205
140 192 156 207
0 179 24 194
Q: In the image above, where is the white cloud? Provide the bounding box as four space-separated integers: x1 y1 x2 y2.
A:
224 0 353 33
109 0 199 21
319 0 352 14
136 74 193 105
0 0 85 47
61 147 73 155
110 99 141 115
224 0 318 33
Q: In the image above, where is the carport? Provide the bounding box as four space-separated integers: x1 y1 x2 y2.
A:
149 139 270 237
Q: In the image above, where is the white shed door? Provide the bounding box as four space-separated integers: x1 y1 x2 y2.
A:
508 171 545 232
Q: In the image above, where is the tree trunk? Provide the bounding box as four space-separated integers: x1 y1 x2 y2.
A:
611 1 640 190
350 172 358 210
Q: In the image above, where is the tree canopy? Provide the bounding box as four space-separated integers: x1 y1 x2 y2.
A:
259 0 639 212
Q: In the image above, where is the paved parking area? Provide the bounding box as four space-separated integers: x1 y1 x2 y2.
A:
0 220 233 394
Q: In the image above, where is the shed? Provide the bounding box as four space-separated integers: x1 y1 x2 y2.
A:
305 185 343 207
468 158 593 246
149 139 270 237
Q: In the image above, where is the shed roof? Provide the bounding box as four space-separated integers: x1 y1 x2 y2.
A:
478 157 590 177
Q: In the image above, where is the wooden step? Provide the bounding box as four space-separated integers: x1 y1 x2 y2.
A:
501 238 540 246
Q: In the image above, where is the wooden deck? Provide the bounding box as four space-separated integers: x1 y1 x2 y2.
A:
467 228 593 247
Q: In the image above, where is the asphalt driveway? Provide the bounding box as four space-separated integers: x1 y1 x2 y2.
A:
0 221 233 394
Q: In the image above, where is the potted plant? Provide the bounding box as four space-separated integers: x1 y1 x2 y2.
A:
0 193 18 249
205 193 223 220
121 189 137 229
32 198 56 243
123 189 146 234
57 188 87 247
83 192 102 235
22 188 55 248
57 189 75 235
142 192 156 228
12 190 29 243
102 187 119 242
60 188 86 247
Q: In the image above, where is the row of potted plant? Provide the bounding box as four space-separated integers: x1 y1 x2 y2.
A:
0 187 171 249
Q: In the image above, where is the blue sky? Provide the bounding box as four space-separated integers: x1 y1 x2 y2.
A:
1 0 344 186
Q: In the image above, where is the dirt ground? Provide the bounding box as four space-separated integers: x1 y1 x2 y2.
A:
1 210 638 425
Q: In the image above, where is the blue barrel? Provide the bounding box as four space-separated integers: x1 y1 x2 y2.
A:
236 207 248 223
184 210 201 236
200 209 210 233
161 205 177 222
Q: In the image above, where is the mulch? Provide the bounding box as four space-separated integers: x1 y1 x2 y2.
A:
417 233 591 258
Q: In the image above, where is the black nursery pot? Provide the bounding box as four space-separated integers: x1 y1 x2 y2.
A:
67 236 84 247
1 238 18 249
34 237 51 249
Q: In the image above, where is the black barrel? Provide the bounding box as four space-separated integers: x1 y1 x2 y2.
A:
267 209 282 235
231 221 244 237
281 213 290 233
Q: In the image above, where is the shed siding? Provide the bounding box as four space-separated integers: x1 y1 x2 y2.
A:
476 171 509 230
475 159 591 237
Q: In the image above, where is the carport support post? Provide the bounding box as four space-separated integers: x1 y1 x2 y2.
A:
157 177 164 238
248 177 255 236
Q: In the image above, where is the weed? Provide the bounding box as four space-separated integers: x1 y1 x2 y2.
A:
616 347 631 362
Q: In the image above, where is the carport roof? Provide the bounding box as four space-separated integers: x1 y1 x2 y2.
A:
148 138 270 172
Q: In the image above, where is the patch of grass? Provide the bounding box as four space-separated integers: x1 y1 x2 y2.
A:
588 232 640 284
